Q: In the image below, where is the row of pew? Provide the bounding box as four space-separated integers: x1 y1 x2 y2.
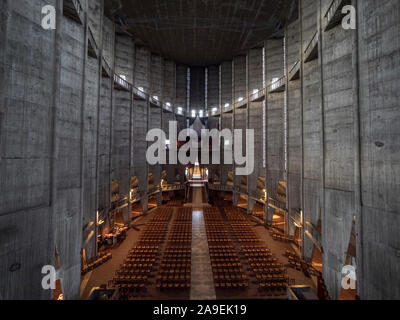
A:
156 208 192 290
111 207 173 298
224 207 290 296
204 207 249 289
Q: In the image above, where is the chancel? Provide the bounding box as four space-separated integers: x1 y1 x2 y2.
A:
0 0 399 302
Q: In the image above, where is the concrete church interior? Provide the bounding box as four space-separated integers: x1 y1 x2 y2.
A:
0 0 399 300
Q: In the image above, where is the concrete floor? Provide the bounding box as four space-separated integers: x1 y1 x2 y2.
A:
81 188 315 300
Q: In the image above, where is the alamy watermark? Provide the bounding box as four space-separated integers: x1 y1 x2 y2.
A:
341 265 357 290
342 5 356 30
41 265 57 290
41 5 56 30
146 121 254 175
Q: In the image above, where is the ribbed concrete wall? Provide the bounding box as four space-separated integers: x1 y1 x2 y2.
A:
54 13 86 300
301 0 322 260
207 66 220 182
162 60 176 183
265 39 284 220
358 0 400 300
113 35 134 223
82 56 100 260
88 0 102 47
321 0 356 299
207 66 219 111
220 61 233 185
98 17 114 224
1 0 399 301
149 54 163 195
286 20 301 236
175 64 187 112
248 48 264 199
133 45 150 210
233 56 247 194
190 67 206 112
0 0 58 300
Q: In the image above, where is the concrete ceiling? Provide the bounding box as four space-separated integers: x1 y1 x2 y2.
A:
105 0 298 66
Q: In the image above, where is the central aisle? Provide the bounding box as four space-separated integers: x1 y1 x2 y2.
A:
190 187 216 300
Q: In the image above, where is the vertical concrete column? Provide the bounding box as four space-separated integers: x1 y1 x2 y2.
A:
265 39 285 222
285 20 302 237
133 45 150 213
207 66 220 183
357 0 400 300
175 64 188 184
113 35 134 224
0 0 59 300
55 2 88 299
232 56 246 206
82 0 104 259
320 0 356 299
300 0 323 260
248 47 265 215
162 59 176 185
220 61 233 187
149 54 163 206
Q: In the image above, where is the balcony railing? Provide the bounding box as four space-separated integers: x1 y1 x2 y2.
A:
222 104 233 113
208 184 233 192
175 108 186 116
288 60 300 81
250 88 266 102
269 197 287 212
162 103 173 112
132 87 148 100
150 96 162 108
304 31 319 63
162 184 186 192
324 0 352 31
210 108 221 117
114 74 131 91
234 97 248 109
268 76 286 93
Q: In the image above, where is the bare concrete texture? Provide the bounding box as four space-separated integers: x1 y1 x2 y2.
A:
88 0 102 47
357 0 400 300
149 54 163 200
265 39 285 220
98 75 112 218
162 59 176 183
113 35 134 223
96 16 115 231
233 56 247 195
286 20 302 236
220 61 233 185
301 0 322 260
82 56 100 260
1 0 399 301
321 0 356 299
133 45 150 211
248 49 264 200
175 64 188 112
0 2 56 295
190 67 206 113
54 13 86 300
207 66 220 182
